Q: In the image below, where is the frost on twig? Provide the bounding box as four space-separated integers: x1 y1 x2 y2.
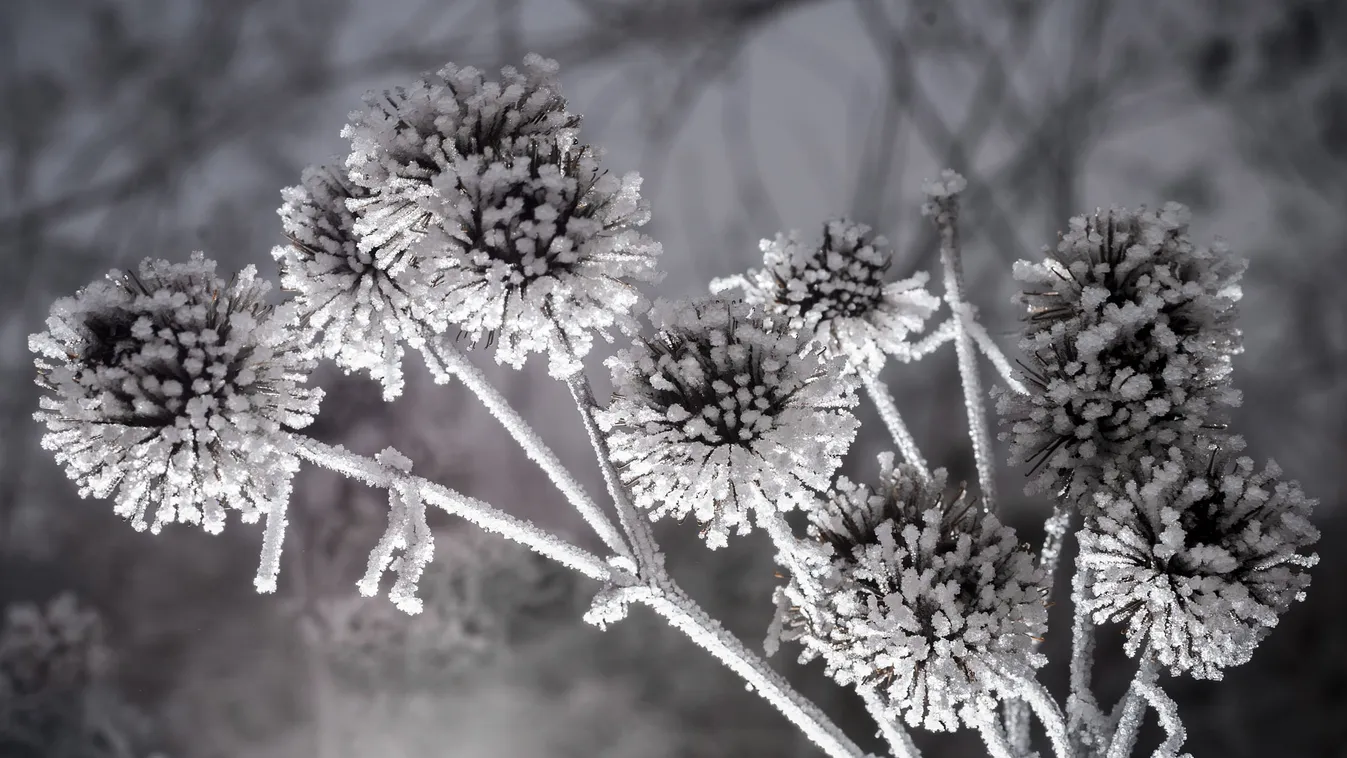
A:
598 298 859 548
29 253 323 592
355 447 435 615
923 169 999 510
779 454 1047 733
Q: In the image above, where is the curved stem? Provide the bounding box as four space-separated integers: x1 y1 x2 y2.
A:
1003 668 1073 758
963 312 1028 395
1106 655 1159 758
858 368 931 481
976 710 1019 758
860 688 922 758
422 337 631 560
290 434 612 582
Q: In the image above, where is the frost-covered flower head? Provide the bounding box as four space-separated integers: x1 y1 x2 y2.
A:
30 254 322 540
1078 445 1318 680
998 203 1246 496
0 594 109 700
274 165 428 399
718 219 939 373
598 298 858 548
781 455 1047 732
423 140 662 377
343 54 659 377
305 528 572 692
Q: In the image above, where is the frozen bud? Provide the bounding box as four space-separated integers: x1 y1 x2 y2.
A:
1079 445 1318 680
781 455 1047 732
425 142 662 377
598 298 858 548
727 219 939 373
999 204 1246 497
30 254 320 552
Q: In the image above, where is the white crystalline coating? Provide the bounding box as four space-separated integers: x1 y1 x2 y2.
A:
424 145 662 377
997 203 1247 496
720 219 939 374
0 594 109 699
29 254 322 583
306 527 572 692
342 54 660 378
1078 445 1319 680
779 455 1048 732
274 165 430 400
598 298 859 548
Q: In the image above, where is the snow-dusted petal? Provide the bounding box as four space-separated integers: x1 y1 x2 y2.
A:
780 455 1047 732
1078 445 1318 680
29 255 322 581
724 219 939 373
275 165 433 399
598 298 858 548
998 203 1246 496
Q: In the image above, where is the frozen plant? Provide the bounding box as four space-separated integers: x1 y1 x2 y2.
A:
31 56 1320 758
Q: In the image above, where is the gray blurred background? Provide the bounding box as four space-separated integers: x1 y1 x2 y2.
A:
1 1 1344 756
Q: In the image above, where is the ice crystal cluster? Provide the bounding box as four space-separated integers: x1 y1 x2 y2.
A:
308 528 571 692
599 298 858 548
998 203 1245 496
1078 446 1318 680
337 53 661 379
723 219 940 372
780 455 1046 731
30 254 321 549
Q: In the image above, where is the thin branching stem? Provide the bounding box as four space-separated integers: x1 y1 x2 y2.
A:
290 434 612 582
858 367 931 481
422 336 632 560
644 589 869 758
928 182 999 511
861 688 922 758
1106 654 1159 758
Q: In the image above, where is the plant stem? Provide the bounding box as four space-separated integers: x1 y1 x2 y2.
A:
858 368 931 481
928 178 998 511
643 589 868 758
422 337 631 560
289 435 612 582
861 688 922 758
1105 655 1158 758
566 374 669 584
